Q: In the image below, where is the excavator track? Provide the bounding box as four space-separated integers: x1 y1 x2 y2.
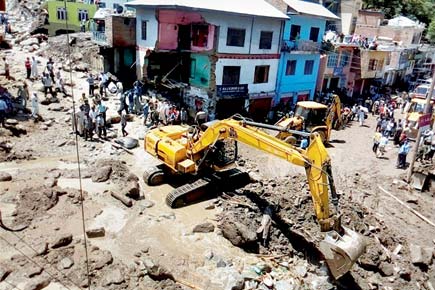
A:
166 178 211 208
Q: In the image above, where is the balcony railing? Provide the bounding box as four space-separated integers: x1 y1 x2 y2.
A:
91 31 108 46
281 39 320 53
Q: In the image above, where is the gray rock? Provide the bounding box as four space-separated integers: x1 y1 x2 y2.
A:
5 119 18 125
59 257 74 269
86 227 106 238
26 266 43 278
20 37 39 46
204 250 214 260
116 137 138 149
204 202 215 210
410 244 433 266
141 200 155 208
34 242 48 256
23 277 50 290
0 172 12 182
0 265 12 282
193 222 215 233
143 258 172 280
92 250 113 270
216 259 226 268
124 181 140 199
220 220 257 247
379 262 394 277
48 103 63 111
91 166 112 182
102 268 124 286
51 233 73 248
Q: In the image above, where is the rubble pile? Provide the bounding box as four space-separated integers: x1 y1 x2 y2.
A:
212 161 435 290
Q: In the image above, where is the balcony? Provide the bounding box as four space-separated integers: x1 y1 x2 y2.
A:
91 31 108 46
281 39 320 53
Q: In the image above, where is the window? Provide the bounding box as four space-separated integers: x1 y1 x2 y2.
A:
286 60 296 75
98 2 106 8
327 54 338 68
368 59 378 71
222 66 241 85
386 54 391 66
254 66 270 83
340 52 350 67
56 7 67 20
226 28 246 47
192 24 209 47
259 31 273 49
290 25 301 41
141 21 147 40
304 60 314 75
309 27 320 42
78 9 88 21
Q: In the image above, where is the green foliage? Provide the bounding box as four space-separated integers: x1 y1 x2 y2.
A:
427 19 435 43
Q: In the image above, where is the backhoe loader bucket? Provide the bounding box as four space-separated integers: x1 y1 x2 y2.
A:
319 227 366 279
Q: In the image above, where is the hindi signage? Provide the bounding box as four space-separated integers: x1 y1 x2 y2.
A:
216 84 248 98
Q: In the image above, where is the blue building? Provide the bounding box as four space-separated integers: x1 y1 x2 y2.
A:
275 0 339 105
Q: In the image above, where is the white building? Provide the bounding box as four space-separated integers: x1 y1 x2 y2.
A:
126 0 288 120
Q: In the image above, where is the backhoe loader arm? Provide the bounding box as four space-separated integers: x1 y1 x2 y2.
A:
190 119 338 231
326 94 342 131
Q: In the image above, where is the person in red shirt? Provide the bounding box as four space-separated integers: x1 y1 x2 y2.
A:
25 57 31 79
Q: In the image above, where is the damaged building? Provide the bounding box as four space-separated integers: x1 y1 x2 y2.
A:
125 0 288 120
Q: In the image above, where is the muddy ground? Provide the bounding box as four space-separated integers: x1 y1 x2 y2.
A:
1 4 435 290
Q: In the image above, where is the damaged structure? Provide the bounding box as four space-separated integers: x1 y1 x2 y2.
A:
125 0 288 120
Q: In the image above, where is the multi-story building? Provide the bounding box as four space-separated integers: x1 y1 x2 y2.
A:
126 0 287 120
270 0 339 104
46 0 97 35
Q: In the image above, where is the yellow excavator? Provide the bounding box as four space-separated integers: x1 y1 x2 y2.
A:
143 116 365 279
275 94 342 144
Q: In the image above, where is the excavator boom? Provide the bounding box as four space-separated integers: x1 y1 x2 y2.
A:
144 117 366 278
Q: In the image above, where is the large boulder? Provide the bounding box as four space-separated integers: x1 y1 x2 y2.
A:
220 220 257 248
410 244 433 267
115 137 138 149
51 233 73 248
193 222 215 233
91 166 112 182
0 172 12 182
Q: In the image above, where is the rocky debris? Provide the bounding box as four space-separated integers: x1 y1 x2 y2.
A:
20 37 39 47
110 190 133 207
0 172 12 181
58 257 74 269
90 249 113 270
86 227 106 238
193 222 215 233
91 166 112 182
51 233 73 249
0 265 12 282
23 277 51 290
143 258 174 281
25 265 43 278
410 244 433 267
47 103 64 111
115 137 138 149
102 268 125 286
219 219 257 248
124 180 140 199
5 119 19 126
379 261 394 277
34 242 49 256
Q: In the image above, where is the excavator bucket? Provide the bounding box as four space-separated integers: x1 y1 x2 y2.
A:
319 227 366 279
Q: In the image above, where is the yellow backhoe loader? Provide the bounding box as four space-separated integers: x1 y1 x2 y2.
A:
143 116 365 279
275 94 342 144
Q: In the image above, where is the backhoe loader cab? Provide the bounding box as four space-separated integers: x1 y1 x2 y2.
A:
294 102 328 127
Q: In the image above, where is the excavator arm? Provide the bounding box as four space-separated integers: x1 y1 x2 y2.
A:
188 118 365 278
325 95 343 134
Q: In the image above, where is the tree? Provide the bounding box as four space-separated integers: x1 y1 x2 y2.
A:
427 19 435 43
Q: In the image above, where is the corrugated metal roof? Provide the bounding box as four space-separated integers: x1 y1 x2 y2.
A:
125 0 289 19
283 0 339 20
388 16 424 28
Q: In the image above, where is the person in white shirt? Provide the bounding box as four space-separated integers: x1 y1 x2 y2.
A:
31 93 39 119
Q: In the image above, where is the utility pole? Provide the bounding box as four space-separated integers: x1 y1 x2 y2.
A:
406 68 435 183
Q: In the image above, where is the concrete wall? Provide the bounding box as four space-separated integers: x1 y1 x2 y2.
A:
135 7 159 78
190 54 211 88
355 25 423 45
360 50 389 78
283 15 326 43
47 1 97 28
215 58 280 93
202 12 282 55
276 53 320 102
106 15 136 47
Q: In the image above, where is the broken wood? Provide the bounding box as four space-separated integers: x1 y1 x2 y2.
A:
378 186 435 228
175 278 203 290
110 191 132 207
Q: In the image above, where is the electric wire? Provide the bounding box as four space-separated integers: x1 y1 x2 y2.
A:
62 0 91 288
0 235 74 290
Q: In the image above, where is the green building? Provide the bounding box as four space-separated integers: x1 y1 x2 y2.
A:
46 0 97 35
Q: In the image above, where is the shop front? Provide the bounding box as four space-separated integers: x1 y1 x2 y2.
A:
215 84 249 119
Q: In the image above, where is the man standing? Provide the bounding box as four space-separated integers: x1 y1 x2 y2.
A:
397 139 411 169
3 57 10 80
98 72 108 97
180 107 187 124
0 97 7 127
372 131 382 154
25 57 31 79
42 73 54 98
31 56 38 80
120 111 128 137
142 99 149 125
87 73 95 96
30 92 39 119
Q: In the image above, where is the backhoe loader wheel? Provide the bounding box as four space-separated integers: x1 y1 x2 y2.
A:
143 166 165 186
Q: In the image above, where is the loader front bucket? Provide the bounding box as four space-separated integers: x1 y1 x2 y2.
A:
319 226 366 279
